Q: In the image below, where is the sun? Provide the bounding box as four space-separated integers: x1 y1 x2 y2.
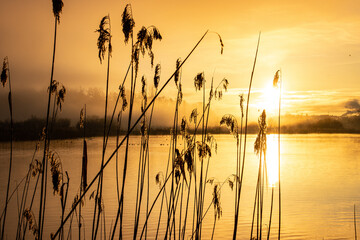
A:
260 82 280 115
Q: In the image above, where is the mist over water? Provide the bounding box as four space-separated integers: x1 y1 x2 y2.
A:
1 134 359 239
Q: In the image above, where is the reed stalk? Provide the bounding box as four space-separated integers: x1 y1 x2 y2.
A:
232 32 261 239
355 204 357 240
278 71 282 240
79 105 87 240
92 14 112 239
1 56 13 240
38 2 63 238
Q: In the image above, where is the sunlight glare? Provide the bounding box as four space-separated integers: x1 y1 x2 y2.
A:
261 82 280 115
266 135 279 187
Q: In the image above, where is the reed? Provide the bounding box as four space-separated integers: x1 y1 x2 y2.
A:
355 204 358 240
233 32 261 239
38 1 63 238
250 110 267 240
79 106 87 240
1 56 13 239
92 14 112 239
273 69 282 240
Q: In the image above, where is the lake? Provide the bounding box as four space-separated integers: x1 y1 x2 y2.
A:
1 134 360 239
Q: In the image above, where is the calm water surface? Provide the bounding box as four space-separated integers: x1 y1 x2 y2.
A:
1 134 360 239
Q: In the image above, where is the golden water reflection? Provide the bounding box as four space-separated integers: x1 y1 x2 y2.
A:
266 135 279 187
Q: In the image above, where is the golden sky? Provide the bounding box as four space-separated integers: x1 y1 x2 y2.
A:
0 0 359 123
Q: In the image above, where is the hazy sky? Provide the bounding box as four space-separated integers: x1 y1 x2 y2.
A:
0 0 359 124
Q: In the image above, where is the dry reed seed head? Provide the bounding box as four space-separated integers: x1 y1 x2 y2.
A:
254 110 267 155
174 58 182 87
72 194 79 209
215 32 224 55
213 184 222 219
57 85 66 111
220 114 238 138
206 178 215 185
194 72 205 91
119 85 128 111
232 174 240 184
79 108 84 128
196 141 212 159
141 75 147 98
185 134 193 147
153 64 161 88
137 27 148 54
30 159 42 177
52 0 63 23
206 134 218 154
180 117 187 137
273 70 280 87
141 96 147 113
122 97 128 111
89 190 95 200
140 119 147 136
258 110 267 132
175 148 187 183
184 146 194 173
209 87 214 101
136 26 161 61
122 4 135 43
155 172 163 188
214 78 229 100
189 108 198 124
178 83 183 104
82 139 88 190
23 209 39 239
96 15 112 63
48 151 63 195
175 169 181 184
149 51 154 67
227 179 234 190
239 94 244 116
174 148 182 164
150 26 162 41
1 57 8 87
48 80 59 94
132 46 140 79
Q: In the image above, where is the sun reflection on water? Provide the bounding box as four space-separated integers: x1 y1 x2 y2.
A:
266 135 279 187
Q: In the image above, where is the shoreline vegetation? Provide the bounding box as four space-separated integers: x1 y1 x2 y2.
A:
0 115 359 142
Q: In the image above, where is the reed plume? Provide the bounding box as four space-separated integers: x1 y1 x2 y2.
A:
96 15 112 63
122 4 135 43
220 114 238 138
49 151 63 195
174 58 182 87
1 57 8 87
52 0 63 23
214 78 228 100
194 72 205 91
23 209 39 240
154 63 161 88
132 25 162 78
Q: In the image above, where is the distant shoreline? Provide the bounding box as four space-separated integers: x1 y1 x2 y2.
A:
1 116 359 142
